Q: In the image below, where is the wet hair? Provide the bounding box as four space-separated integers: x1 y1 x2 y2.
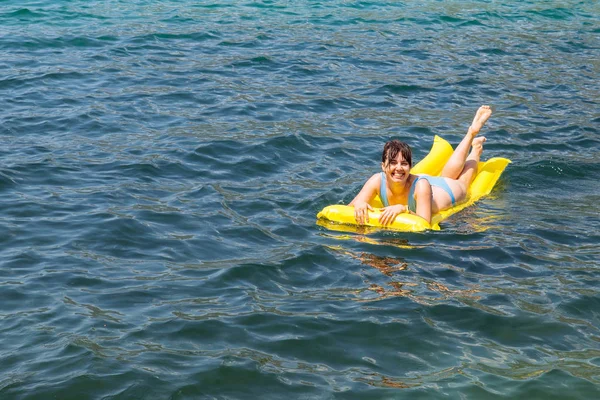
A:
382 140 412 167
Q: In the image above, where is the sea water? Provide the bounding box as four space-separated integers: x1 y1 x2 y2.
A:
1 1 599 398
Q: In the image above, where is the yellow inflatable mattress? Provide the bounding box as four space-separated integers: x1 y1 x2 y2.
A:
316 135 510 232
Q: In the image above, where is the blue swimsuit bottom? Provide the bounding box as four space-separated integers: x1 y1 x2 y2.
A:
379 172 456 212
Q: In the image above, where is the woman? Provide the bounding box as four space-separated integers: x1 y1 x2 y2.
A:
349 105 492 225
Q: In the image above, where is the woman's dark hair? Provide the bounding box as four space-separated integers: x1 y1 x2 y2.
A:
382 140 412 167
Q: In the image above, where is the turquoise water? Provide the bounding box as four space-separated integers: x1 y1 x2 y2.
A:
2 0 600 398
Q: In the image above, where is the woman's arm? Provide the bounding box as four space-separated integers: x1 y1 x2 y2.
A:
349 173 380 224
413 178 432 224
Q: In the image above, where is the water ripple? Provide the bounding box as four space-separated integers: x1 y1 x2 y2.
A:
1 0 600 398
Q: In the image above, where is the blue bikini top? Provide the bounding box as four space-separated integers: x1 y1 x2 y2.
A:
379 172 456 212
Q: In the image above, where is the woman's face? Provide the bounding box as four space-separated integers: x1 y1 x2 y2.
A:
382 152 411 184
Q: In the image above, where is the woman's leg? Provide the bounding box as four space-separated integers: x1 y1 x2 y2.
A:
441 105 492 179
456 137 486 188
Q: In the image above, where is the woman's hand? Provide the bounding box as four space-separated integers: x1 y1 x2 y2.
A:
353 201 374 225
379 204 408 226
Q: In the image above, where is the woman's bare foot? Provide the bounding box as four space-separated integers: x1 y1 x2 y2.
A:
469 105 492 136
